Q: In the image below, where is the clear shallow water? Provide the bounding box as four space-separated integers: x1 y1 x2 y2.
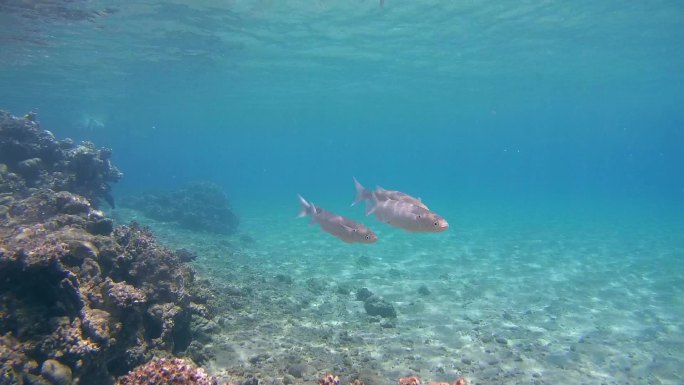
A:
117 200 684 384
2 1 684 383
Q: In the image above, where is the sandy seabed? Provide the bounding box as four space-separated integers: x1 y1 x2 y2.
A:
114 202 684 385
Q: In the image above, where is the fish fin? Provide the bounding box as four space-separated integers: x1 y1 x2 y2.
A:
297 194 312 218
365 193 378 216
352 177 368 206
341 224 355 233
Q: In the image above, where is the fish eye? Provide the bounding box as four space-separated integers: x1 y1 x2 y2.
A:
434 221 438 226
365 235 370 239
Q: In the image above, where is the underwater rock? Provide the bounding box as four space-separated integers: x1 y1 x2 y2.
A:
40 359 72 385
123 181 238 234
363 295 397 319
355 287 374 302
417 284 431 296
274 274 293 285
0 163 27 195
0 187 217 385
0 111 122 208
286 363 308 378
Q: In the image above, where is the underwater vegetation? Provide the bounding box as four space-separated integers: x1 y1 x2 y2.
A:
123 182 239 235
0 112 219 385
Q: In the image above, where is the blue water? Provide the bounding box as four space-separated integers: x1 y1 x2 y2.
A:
2 1 684 383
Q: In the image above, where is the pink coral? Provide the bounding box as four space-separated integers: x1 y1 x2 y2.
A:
319 373 340 385
117 358 219 385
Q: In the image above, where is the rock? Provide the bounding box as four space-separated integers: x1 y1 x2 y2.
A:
40 359 72 385
380 318 396 328
86 210 114 235
363 295 397 318
286 364 308 378
417 284 431 296
1 112 121 207
122 181 238 234
242 377 260 385
356 287 374 301
274 274 293 284
23 373 52 385
0 113 219 385
17 157 43 179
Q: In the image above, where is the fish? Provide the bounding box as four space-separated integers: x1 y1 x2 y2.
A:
297 195 378 244
365 194 448 233
352 178 428 209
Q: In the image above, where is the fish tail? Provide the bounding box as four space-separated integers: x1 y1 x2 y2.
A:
352 177 369 206
297 194 312 218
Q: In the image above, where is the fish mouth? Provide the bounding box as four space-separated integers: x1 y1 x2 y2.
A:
437 219 449 231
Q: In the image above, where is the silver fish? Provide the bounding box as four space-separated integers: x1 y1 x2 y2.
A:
298 195 378 244
352 178 428 209
365 194 448 233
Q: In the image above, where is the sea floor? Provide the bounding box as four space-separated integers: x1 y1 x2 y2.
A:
112 200 684 385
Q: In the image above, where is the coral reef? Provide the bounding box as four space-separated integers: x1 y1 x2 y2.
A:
0 189 217 384
319 373 341 385
123 181 239 235
0 111 122 208
398 376 422 385
0 112 218 385
319 374 466 385
117 358 219 385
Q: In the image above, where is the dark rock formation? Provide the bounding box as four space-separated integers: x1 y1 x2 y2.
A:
0 189 218 384
363 295 397 319
355 287 374 302
417 284 431 296
123 181 239 234
0 112 218 385
0 111 122 208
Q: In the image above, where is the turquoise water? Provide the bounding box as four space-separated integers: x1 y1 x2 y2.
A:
2 1 684 384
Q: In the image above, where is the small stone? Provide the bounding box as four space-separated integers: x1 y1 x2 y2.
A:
363 295 396 318
496 337 508 345
275 274 293 284
417 284 431 296
40 359 72 385
242 377 260 385
356 287 374 301
461 357 472 365
287 364 308 378
380 318 396 328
